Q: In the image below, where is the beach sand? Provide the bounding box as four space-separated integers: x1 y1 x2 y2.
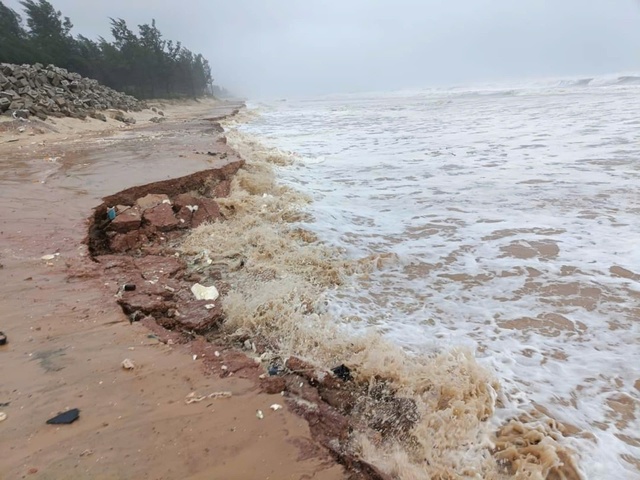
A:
0 99 346 479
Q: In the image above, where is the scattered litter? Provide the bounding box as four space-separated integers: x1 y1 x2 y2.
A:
204 304 216 310
192 354 198 361
41 254 58 261
80 449 94 457
46 408 80 425
332 364 353 381
107 207 116 220
186 205 199 213
185 391 232 404
268 365 280 376
221 365 228 371
0 412 6 422
256 410 264 419
162 199 171 204
121 359 135 370
214 351 220 357
190 283 219 301
270 404 283 411
0 402 9 407
123 284 136 292
0 332 6 346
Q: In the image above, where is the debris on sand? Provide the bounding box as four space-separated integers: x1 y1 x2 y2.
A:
121 358 135 370
46 408 80 425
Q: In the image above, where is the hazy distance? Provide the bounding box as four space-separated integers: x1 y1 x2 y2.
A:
5 0 640 98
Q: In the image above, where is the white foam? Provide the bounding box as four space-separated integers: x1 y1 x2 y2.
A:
239 78 640 479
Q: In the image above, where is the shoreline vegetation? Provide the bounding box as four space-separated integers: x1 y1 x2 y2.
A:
0 0 230 99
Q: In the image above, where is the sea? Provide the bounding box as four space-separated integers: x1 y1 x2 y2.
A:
225 75 640 479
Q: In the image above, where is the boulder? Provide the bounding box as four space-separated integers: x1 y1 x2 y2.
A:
143 203 179 232
110 207 142 233
191 198 221 227
136 193 171 212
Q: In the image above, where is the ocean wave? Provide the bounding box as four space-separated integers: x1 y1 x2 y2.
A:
178 122 582 479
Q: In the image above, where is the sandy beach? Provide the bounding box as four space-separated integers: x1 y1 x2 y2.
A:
0 100 347 480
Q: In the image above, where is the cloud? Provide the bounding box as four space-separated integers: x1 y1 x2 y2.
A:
5 0 640 97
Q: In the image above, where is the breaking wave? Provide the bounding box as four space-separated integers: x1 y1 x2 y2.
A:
179 121 582 479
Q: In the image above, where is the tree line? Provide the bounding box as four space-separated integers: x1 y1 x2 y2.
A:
0 0 214 99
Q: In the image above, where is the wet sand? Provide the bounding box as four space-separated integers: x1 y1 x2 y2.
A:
0 100 345 479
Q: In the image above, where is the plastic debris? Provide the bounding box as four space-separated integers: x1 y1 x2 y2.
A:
256 410 264 419
123 284 136 292
0 332 6 346
121 359 135 370
107 207 116 220
190 283 219 301
41 254 58 261
204 304 216 310
0 412 7 422
270 404 283 411
46 408 80 425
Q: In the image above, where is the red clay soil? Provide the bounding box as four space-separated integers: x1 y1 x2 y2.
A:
0 101 348 480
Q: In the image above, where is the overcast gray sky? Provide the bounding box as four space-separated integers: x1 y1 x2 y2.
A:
5 0 640 97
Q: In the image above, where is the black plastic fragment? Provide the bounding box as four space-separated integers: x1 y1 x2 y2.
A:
332 364 352 381
0 332 6 346
123 284 136 292
46 408 80 425
268 365 281 376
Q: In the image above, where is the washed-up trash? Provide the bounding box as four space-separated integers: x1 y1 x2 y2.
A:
268 365 281 376
46 408 80 425
270 404 282 411
41 254 58 261
107 207 116 220
256 410 264 419
190 283 219 301
332 364 353 381
0 332 6 346
0 412 7 422
121 359 135 370
123 284 136 292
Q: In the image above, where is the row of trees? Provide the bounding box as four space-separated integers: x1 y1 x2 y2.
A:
0 0 214 99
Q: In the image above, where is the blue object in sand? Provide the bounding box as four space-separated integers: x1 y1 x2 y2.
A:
107 207 116 220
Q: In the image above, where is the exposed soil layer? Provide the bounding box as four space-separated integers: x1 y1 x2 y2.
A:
86 158 395 480
0 100 347 480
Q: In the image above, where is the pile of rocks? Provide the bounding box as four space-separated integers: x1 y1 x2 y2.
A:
0 63 147 121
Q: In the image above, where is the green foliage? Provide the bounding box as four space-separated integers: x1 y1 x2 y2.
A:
0 0 213 99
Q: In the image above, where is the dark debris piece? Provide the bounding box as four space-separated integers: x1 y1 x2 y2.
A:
332 364 353 381
46 408 80 425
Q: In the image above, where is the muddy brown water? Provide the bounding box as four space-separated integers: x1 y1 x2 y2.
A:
0 104 345 479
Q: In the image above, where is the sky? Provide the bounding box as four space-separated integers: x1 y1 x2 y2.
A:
5 0 640 98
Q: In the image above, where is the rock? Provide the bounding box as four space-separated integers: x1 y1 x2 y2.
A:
164 300 224 333
261 376 286 394
136 193 170 212
110 207 142 233
190 283 219 301
109 231 140 253
143 203 179 232
0 97 9 111
175 206 193 228
121 358 135 370
213 180 232 198
191 198 221 227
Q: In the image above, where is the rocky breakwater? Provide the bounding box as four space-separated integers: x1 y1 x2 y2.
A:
87 160 242 335
0 63 146 121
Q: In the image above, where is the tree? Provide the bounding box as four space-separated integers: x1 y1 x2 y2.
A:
19 0 74 66
0 1 31 63
1 0 217 99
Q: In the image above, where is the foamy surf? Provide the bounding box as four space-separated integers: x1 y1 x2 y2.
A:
179 119 584 478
